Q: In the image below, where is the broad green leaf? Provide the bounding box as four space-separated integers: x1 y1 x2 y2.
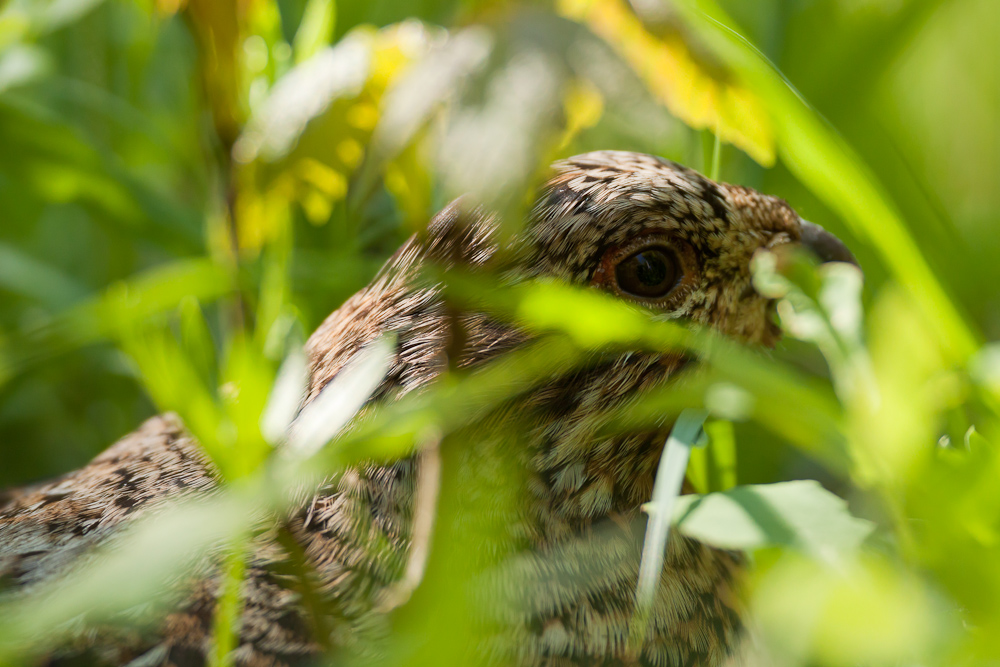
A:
441 273 846 465
673 480 873 562
179 295 218 390
93 259 234 338
515 279 661 348
0 258 233 383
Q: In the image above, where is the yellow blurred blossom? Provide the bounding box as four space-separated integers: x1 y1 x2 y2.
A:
558 0 774 165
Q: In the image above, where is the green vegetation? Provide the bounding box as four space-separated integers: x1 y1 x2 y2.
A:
1 0 998 664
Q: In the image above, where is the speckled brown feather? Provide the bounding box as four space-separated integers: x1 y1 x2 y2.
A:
0 151 812 667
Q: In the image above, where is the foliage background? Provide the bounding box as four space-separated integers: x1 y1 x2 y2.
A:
0 0 999 664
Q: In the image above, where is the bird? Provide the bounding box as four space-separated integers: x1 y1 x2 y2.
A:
0 151 855 667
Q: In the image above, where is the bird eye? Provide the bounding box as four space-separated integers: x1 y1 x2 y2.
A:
614 246 680 299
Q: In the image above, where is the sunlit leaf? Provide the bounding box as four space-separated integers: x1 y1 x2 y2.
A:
363 26 492 224
293 0 336 63
754 251 877 409
288 335 395 458
753 554 947 666
93 259 234 338
0 44 50 91
0 0 106 36
235 32 373 165
555 77 604 153
701 418 737 491
442 273 846 466
851 286 952 487
0 258 233 383
673 480 873 562
432 43 565 216
179 295 218 390
260 346 308 445
218 336 278 477
210 543 247 667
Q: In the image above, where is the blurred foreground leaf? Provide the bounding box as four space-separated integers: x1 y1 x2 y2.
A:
753 554 948 666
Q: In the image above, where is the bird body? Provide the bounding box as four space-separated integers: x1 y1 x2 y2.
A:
0 151 852 666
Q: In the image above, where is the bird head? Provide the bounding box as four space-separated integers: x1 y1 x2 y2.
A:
524 150 856 347
307 150 856 401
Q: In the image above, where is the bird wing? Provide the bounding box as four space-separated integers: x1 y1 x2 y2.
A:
0 414 217 590
0 202 503 665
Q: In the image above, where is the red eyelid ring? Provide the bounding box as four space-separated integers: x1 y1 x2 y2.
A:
590 230 699 307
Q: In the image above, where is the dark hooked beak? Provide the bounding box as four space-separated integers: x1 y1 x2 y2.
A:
799 219 860 269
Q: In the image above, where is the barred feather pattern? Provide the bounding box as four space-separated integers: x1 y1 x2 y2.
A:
0 151 810 666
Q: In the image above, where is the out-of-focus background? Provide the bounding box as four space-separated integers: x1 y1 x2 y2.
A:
1 0 999 663
2 0 996 487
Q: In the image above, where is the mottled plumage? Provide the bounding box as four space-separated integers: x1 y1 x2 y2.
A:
0 151 853 666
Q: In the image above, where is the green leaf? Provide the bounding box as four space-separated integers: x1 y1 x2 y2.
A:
673 480 873 563
753 554 946 666
0 242 85 308
179 295 218 390
293 0 336 63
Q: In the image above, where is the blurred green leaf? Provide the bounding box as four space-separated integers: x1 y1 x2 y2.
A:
293 0 336 63
178 295 218 390
0 0 106 38
0 44 51 91
753 554 948 666
0 491 250 664
210 544 247 667
0 258 232 386
0 242 86 308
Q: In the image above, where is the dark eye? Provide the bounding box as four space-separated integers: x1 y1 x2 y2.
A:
614 246 680 299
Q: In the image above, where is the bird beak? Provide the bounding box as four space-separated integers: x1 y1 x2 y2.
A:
799 219 860 269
